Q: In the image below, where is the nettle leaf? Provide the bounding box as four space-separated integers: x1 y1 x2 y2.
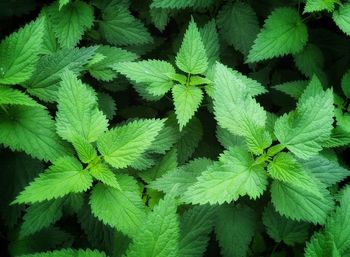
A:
56 70 108 143
149 158 213 198
151 0 214 9
89 162 120 189
215 205 256 257
124 195 179 257
217 2 259 56
304 0 337 13
24 47 97 102
20 248 107 257
99 2 152 46
97 92 117 120
247 8 308 63
273 80 308 99
305 232 341 257
14 156 93 204
213 63 271 154
268 152 321 193
0 17 44 85
274 77 334 159
150 8 171 32
199 20 220 67
341 70 350 98
294 44 325 78
325 186 350 253
97 119 164 169
20 199 64 238
172 84 203 130
184 147 268 205
90 177 146 237
72 137 97 164
271 180 334 224
176 19 208 74
333 3 350 36
179 205 216 257
0 86 40 107
46 1 94 48
114 60 175 96
59 0 70 10
88 46 138 81
299 155 350 186
263 204 309 246
0 105 69 161
139 148 177 183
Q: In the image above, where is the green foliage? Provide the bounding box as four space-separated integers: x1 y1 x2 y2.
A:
56 70 108 143
215 205 256 257
175 19 208 74
0 17 44 84
46 1 94 48
3 1 350 256
247 8 308 62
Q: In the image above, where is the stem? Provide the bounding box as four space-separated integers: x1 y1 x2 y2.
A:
186 73 191 87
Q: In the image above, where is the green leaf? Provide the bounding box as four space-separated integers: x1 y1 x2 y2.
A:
97 92 117 120
0 86 40 107
0 17 44 85
273 80 308 99
215 205 256 257
271 180 334 224
294 44 325 78
9 227 73 256
150 8 171 32
179 205 216 257
325 186 350 253
217 2 259 56
46 1 94 48
19 248 107 257
114 60 175 96
274 78 334 159
0 105 69 161
99 3 152 46
24 47 97 102
341 69 350 98
175 19 208 74
263 204 309 246
88 46 138 81
304 0 337 13
149 158 213 198
20 199 64 238
14 156 93 204
184 147 268 204
72 137 98 164
97 119 164 169
90 179 146 237
172 85 203 130
56 70 108 143
305 232 341 257
199 20 220 67
59 0 70 10
268 152 321 193
333 3 350 36
299 155 350 186
247 8 308 63
151 0 214 9
213 63 271 154
124 195 179 257
140 148 177 183
89 162 120 189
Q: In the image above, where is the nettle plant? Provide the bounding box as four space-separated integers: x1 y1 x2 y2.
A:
2 0 350 257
